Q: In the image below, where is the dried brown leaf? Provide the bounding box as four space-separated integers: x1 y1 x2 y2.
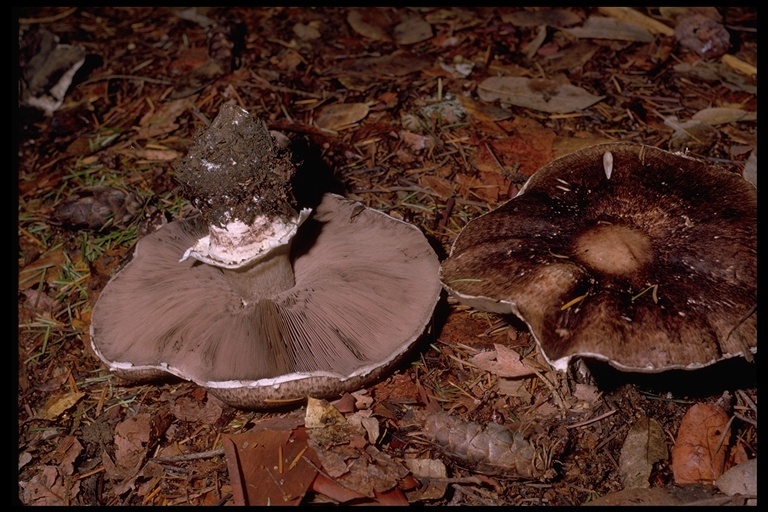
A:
102 411 171 497
500 9 582 28
347 8 393 42
478 76 605 113
37 392 85 421
597 7 675 36
222 423 320 506
671 403 730 484
470 344 536 378
121 148 182 162
691 107 757 125
171 394 223 424
20 465 80 506
457 94 513 122
314 103 370 131
52 435 83 476
742 151 756 187
562 15 654 42
393 15 433 45
618 417 669 489
715 458 757 497
584 484 738 506
471 119 555 178
340 52 431 78
134 96 197 139
293 22 321 40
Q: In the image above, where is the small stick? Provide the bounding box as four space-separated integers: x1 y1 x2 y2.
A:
151 448 225 463
566 409 617 429
438 197 455 229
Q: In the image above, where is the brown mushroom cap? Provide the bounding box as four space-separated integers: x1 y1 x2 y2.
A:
441 143 756 372
90 193 441 409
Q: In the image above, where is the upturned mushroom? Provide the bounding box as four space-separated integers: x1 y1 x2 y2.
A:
89 103 442 409
441 142 756 373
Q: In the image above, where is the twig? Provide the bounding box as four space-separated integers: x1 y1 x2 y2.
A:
19 7 78 24
437 197 455 229
151 448 225 463
79 74 173 86
734 412 757 428
566 409 617 429
736 389 757 413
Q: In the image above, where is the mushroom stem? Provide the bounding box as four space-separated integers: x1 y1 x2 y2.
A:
223 242 295 305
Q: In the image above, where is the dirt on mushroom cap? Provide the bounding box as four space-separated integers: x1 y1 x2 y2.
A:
174 102 298 227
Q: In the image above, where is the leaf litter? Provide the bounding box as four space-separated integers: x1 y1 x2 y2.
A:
17 6 756 506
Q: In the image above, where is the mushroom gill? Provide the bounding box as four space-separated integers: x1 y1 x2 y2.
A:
89 103 442 409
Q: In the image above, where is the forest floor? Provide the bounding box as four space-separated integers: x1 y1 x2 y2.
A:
17 7 756 506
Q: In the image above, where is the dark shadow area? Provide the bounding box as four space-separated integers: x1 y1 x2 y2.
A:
289 136 346 211
582 355 758 398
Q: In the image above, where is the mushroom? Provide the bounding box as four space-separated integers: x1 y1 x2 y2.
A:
89 103 441 409
440 142 756 373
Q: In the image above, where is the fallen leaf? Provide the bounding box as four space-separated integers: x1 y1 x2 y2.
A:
135 96 197 139
562 15 654 42
310 472 369 503
314 102 370 131
38 392 85 421
742 151 756 187
496 378 533 402
471 119 556 178
19 451 34 470
347 8 393 41
340 52 431 78
500 9 583 28
52 435 84 476
673 62 757 94
470 344 536 378
572 383 602 404
393 15 433 45
454 171 510 204
597 7 675 36
546 41 599 72
171 394 223 424
102 412 172 496
121 148 182 162
347 411 380 444
457 94 513 122
293 22 321 40
552 135 617 158
478 76 604 113
691 107 757 125
19 248 66 291
671 403 730 484
619 417 669 488
715 458 757 497
663 116 719 152
584 484 741 506
19 465 80 506
222 423 320 506
399 130 435 152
